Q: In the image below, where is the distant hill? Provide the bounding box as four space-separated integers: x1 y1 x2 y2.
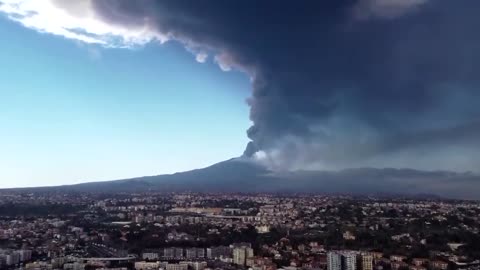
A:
2 158 480 200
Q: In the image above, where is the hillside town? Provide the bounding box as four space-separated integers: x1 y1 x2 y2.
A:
0 192 479 270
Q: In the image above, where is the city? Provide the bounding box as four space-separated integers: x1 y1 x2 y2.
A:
0 192 478 270
2 1 480 270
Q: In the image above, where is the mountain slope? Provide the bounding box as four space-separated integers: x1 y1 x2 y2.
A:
2 158 480 200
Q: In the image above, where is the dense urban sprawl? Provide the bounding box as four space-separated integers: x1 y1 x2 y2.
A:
0 192 479 270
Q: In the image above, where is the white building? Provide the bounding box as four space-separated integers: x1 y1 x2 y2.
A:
25 261 54 270
256 225 270 233
328 252 342 270
190 261 207 270
63 262 86 270
142 252 159 261
196 248 205 258
164 247 175 258
233 247 254 266
328 251 358 270
6 252 20 266
19 249 32 262
165 263 188 270
186 248 197 259
135 261 160 270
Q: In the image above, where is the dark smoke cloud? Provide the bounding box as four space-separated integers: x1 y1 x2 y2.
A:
90 0 480 171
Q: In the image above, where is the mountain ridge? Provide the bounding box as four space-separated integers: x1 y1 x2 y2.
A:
2 158 480 200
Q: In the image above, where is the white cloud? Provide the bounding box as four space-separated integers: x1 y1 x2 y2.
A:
0 0 240 72
184 44 208 63
214 53 233 71
195 52 208 63
0 0 169 47
354 0 429 19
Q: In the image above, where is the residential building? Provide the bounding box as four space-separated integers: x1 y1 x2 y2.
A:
234 247 254 266
361 253 373 270
343 252 357 270
328 252 342 270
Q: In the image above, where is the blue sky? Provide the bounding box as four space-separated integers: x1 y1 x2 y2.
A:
4 0 480 189
0 16 251 188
